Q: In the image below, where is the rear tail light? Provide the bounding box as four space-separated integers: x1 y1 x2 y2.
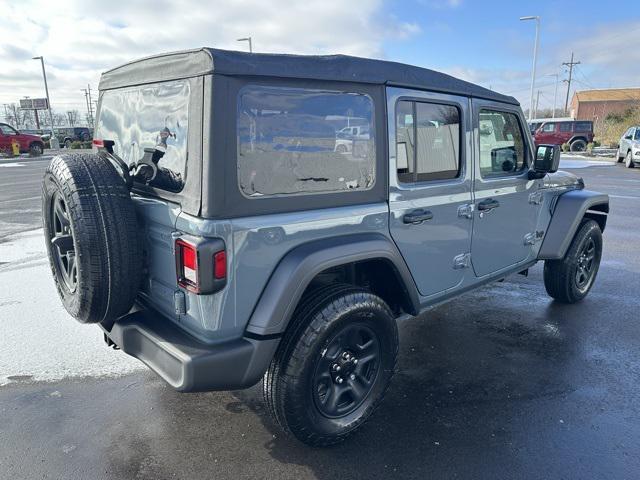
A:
175 236 226 294
92 139 104 151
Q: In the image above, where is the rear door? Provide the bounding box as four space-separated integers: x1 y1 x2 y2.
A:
470 100 541 277
387 87 473 297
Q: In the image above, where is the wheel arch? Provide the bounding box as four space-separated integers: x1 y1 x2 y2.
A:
245 233 420 337
538 189 609 260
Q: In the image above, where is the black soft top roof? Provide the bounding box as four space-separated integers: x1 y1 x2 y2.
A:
99 47 518 105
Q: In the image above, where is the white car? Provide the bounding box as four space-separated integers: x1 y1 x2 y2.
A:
617 126 640 168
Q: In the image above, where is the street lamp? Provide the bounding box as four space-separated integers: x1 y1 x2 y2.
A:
237 37 253 53
32 56 59 149
546 73 559 118
520 16 540 121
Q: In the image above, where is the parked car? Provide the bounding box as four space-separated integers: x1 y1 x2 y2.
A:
58 127 93 148
534 120 594 151
0 122 45 155
42 48 609 447
616 125 640 168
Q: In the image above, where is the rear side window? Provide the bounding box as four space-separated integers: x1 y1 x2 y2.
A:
635 129 640 140
95 80 190 191
559 122 572 132
574 121 592 132
478 110 527 177
237 86 375 197
395 100 461 182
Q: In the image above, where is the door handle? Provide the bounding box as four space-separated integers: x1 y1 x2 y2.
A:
403 208 434 224
477 198 500 212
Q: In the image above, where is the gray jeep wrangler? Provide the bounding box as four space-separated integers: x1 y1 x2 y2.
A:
42 48 609 446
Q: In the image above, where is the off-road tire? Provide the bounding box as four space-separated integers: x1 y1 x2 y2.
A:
263 284 398 446
543 219 602 304
42 153 142 324
625 150 635 168
29 142 43 156
570 139 587 152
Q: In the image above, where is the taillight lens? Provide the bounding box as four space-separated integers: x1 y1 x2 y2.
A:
176 239 198 292
92 139 104 150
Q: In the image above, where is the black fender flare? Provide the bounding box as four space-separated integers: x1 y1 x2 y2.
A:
538 189 609 260
245 233 420 337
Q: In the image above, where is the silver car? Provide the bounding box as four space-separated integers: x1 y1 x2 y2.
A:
617 126 640 168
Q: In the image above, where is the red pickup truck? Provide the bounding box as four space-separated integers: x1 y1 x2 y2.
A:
0 122 45 156
533 120 594 152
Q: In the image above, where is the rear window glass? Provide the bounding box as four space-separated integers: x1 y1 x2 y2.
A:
95 80 189 191
559 122 572 132
237 85 375 198
574 121 592 132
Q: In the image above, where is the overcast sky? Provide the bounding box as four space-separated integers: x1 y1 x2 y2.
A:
1 0 639 124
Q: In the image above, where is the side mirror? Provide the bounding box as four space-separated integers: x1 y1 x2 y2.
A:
529 144 560 179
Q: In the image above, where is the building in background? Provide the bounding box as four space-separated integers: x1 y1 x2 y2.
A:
570 88 640 130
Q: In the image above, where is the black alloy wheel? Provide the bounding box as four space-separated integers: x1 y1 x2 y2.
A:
312 323 381 418
49 191 77 292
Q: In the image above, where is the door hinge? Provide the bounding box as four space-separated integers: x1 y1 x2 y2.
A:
453 252 472 270
528 191 544 205
524 230 545 245
457 203 475 219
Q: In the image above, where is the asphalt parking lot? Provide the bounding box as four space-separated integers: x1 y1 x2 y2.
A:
1 154 639 479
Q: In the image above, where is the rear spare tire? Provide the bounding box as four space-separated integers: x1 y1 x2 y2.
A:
42 153 142 324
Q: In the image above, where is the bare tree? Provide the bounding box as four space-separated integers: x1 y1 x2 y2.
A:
67 110 79 127
6 104 21 129
52 111 67 127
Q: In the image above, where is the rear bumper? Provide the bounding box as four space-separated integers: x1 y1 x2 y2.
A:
105 310 280 392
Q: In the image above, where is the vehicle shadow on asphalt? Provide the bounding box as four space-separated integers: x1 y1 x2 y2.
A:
225 282 595 479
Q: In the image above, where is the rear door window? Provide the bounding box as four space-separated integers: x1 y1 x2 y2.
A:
395 100 461 182
237 86 375 197
95 80 190 192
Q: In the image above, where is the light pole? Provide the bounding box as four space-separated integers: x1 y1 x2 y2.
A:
520 16 540 121
237 37 253 53
32 56 58 148
547 73 559 118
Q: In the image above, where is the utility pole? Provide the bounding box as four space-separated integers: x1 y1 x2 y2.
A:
87 84 94 127
81 88 91 127
562 52 580 116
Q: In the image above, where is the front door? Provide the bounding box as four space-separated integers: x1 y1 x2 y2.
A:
470 100 541 277
387 88 473 297
535 121 558 145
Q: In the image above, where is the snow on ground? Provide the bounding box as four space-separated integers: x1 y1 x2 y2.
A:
0 229 144 386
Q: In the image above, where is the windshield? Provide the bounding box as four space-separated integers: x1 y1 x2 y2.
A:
95 80 189 192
